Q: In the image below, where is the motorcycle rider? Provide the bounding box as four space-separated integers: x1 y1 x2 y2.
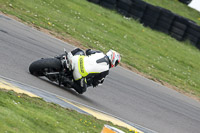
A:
65 48 121 94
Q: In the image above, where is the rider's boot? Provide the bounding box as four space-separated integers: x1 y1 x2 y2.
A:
73 78 87 94
61 76 74 87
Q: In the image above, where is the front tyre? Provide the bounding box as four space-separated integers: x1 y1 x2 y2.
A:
29 58 61 76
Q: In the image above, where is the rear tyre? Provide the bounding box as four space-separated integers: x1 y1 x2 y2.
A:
29 58 61 76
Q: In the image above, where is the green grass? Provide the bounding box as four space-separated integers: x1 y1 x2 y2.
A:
0 89 131 133
0 0 200 99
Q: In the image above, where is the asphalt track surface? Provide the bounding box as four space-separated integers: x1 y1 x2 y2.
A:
0 14 200 133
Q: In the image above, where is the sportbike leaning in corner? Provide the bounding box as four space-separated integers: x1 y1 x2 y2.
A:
29 48 121 94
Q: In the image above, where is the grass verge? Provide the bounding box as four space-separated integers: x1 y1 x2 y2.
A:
0 89 132 133
0 0 200 100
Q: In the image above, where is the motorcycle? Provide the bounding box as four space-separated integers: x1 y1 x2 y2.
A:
29 49 93 94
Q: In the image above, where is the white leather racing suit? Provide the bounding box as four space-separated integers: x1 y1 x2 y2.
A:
67 48 110 94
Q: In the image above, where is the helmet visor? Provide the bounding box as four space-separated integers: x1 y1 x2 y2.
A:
115 60 119 67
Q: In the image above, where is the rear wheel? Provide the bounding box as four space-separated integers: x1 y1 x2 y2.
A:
29 58 61 76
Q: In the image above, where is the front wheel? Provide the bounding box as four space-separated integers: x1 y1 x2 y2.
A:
29 58 61 76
